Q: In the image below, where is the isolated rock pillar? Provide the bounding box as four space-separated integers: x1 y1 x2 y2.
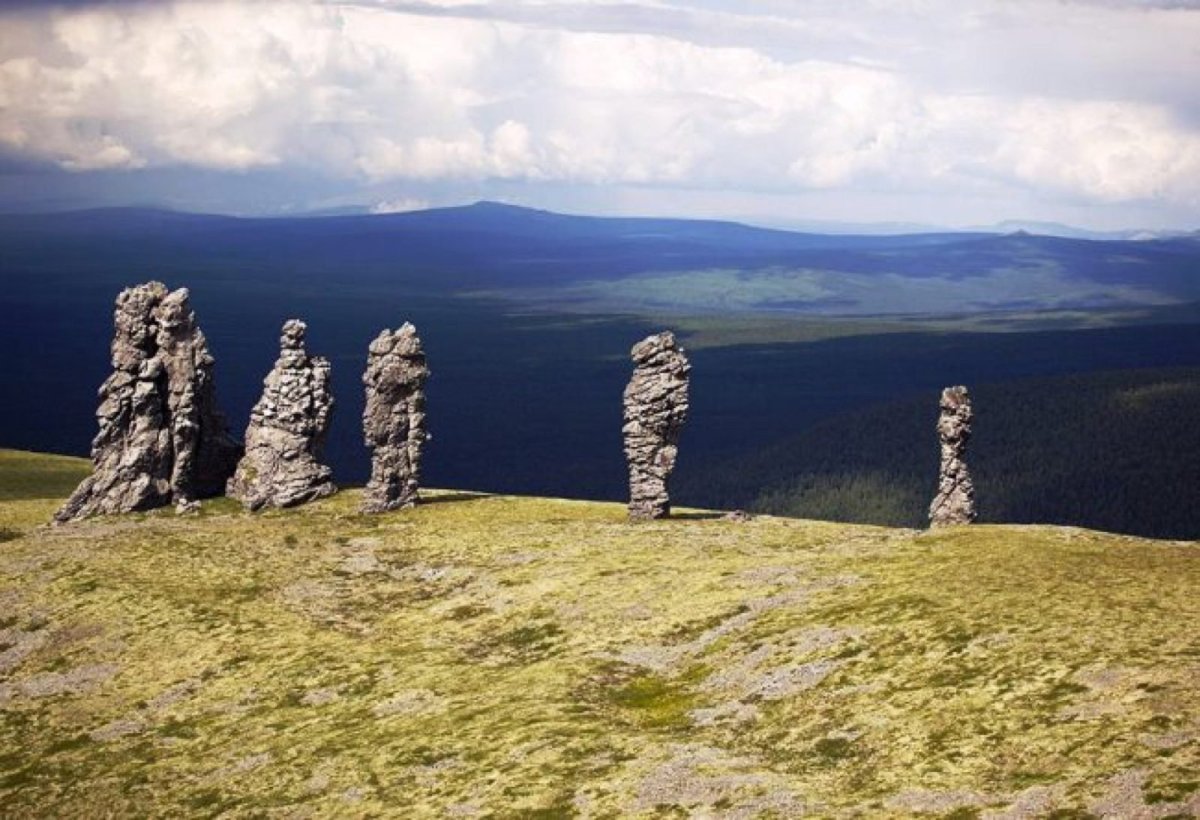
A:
623 331 690 520
928 385 977 527
226 320 336 510
54 282 241 523
361 323 429 513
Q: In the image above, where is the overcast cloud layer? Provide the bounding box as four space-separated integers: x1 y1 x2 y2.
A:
0 0 1198 228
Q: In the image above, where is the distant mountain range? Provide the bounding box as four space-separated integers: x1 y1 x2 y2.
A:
2 201 1198 320
966 220 1198 241
290 202 1197 241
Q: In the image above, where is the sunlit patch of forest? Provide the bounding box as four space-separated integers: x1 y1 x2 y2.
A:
683 368 1200 539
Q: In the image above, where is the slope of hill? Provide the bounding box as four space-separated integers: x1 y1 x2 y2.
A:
1 450 1197 816
3 203 1199 311
679 368 1200 540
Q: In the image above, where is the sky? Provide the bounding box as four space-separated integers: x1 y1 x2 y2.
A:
0 0 1198 230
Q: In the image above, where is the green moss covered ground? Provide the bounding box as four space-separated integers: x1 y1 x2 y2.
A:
1 449 1197 817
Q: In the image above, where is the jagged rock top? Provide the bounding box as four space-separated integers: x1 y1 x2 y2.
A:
361 322 429 513
367 322 425 359
54 281 241 522
630 331 689 368
226 319 335 511
623 331 690 521
937 386 973 442
929 385 976 528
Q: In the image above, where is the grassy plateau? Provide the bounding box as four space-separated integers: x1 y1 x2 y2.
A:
0 448 1197 818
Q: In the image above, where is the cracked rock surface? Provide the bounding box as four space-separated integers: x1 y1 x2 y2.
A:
361 323 429 513
55 282 241 522
622 331 690 520
227 320 335 511
929 384 977 527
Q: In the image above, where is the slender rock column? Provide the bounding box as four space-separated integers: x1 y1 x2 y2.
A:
55 282 240 523
622 331 690 520
153 288 243 510
227 320 336 510
928 385 977 528
361 323 429 513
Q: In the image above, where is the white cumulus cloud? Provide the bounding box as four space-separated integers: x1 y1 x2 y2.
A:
370 196 430 213
0 0 1197 221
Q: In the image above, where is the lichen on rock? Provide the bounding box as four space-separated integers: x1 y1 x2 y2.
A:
226 319 335 511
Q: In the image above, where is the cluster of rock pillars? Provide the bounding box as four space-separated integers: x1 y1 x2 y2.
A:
54 281 977 528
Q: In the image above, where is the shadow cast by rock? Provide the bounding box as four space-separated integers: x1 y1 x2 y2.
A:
418 492 492 506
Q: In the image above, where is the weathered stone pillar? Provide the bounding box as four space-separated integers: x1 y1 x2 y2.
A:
227 320 336 510
929 385 977 527
622 331 690 520
361 323 429 513
154 288 244 511
55 282 241 523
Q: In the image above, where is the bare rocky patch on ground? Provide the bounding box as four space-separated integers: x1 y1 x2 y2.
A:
628 743 807 817
0 662 118 704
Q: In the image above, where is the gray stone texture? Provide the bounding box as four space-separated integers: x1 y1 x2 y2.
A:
623 331 690 520
929 385 977 527
361 323 430 513
226 320 336 510
55 282 241 522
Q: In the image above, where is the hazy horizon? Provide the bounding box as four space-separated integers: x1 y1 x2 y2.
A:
4 197 1197 240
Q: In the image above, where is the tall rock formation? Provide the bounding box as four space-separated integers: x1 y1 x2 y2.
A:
929 385 977 528
623 331 690 520
226 320 336 511
361 324 429 513
54 282 241 522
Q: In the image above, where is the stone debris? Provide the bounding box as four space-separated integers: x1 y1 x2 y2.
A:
632 743 804 816
622 331 690 520
371 688 444 717
361 323 430 513
617 581 859 674
339 551 385 576
341 786 368 804
300 686 342 707
741 659 842 700
55 282 241 522
445 803 483 818
227 320 336 510
929 384 977 527
689 701 760 727
204 752 273 785
1088 768 1200 818
304 768 332 795
886 788 992 814
983 785 1068 820
0 627 47 676
89 716 146 742
0 663 119 705
1140 727 1197 750
90 677 204 742
703 642 846 702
